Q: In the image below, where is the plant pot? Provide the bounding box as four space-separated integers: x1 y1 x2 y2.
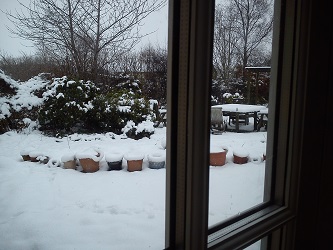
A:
107 160 123 171
124 152 144 172
29 151 43 162
210 146 227 166
76 148 104 173
63 160 76 169
233 148 249 164
61 153 76 170
126 159 143 172
20 149 33 161
79 158 100 173
148 152 166 169
38 156 50 164
21 154 30 161
105 152 123 171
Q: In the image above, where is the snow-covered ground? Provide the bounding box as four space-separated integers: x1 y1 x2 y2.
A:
0 71 265 249
0 127 266 250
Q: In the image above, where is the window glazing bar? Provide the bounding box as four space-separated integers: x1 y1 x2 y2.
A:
165 0 215 249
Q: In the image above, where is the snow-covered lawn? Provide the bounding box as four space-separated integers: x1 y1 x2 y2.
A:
0 127 267 250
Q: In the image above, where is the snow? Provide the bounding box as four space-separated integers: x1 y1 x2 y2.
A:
212 104 267 112
76 148 104 161
0 72 49 118
124 152 145 161
148 151 166 162
233 147 250 157
0 127 266 250
61 153 76 162
28 150 44 158
105 152 124 162
136 120 155 134
210 145 227 153
0 72 264 249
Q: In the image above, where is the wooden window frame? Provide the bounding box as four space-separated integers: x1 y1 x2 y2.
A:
165 0 331 249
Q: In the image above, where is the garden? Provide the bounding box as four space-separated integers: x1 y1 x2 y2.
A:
0 71 266 249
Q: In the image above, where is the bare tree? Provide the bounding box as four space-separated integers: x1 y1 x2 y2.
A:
231 0 273 71
213 4 239 87
212 0 273 103
5 0 166 81
231 0 273 103
138 43 167 104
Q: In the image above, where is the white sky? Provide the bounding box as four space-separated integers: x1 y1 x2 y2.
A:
0 0 168 57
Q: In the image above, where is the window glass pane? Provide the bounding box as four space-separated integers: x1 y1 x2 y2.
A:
0 1 168 249
244 238 265 250
209 0 274 226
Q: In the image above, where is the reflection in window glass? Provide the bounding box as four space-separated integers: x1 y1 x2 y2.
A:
209 0 274 226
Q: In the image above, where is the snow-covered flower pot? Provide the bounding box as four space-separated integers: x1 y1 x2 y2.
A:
61 153 76 170
29 151 43 162
233 148 249 164
148 151 166 169
210 146 227 166
48 159 61 168
37 155 50 164
105 152 124 171
76 148 104 173
20 149 31 161
124 152 145 172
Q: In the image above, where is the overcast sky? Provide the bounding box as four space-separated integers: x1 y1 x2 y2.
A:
0 0 168 57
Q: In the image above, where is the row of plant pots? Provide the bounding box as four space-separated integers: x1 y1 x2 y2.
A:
21 145 264 171
210 146 266 166
20 147 166 173
20 149 50 164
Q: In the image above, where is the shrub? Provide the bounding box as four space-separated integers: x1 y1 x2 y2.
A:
106 77 155 131
122 120 155 140
39 77 100 133
38 76 155 137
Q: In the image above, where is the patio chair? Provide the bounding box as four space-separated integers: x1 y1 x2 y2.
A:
211 107 226 134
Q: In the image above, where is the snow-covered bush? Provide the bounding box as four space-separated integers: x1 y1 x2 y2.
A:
106 77 155 137
38 76 155 137
223 92 244 104
38 77 100 133
122 120 155 139
108 78 154 123
0 71 48 133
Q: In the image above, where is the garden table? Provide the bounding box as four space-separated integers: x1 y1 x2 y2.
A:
211 104 266 132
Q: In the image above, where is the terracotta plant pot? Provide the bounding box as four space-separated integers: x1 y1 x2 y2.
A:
210 146 227 166
61 153 76 170
76 148 104 173
105 152 123 171
124 152 144 172
21 154 30 161
20 149 33 161
127 159 143 172
148 151 166 169
63 160 76 169
79 158 100 173
29 151 43 162
233 148 249 164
